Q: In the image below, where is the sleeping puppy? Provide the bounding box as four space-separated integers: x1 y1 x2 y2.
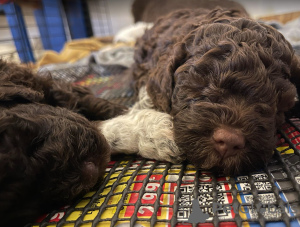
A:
0 60 126 226
101 8 300 175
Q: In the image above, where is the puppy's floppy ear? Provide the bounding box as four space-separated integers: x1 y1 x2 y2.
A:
0 108 38 196
0 107 51 225
147 42 188 113
0 108 43 157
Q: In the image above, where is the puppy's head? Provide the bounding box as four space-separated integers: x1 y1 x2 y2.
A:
173 64 297 175
0 104 110 224
147 17 298 175
172 20 299 175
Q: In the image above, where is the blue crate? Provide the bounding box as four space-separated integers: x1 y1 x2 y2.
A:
33 9 52 50
1 2 35 63
40 0 67 52
64 0 90 39
1 0 93 63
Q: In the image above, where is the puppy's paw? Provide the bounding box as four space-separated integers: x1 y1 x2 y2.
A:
100 108 185 163
137 133 185 163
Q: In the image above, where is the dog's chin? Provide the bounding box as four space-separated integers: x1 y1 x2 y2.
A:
189 146 272 176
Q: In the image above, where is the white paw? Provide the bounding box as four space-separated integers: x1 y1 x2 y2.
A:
100 108 185 163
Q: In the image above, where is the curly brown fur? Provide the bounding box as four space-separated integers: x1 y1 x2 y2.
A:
0 60 126 120
132 8 300 175
0 60 127 226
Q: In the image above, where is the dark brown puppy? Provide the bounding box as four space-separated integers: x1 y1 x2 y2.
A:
0 60 126 226
132 8 300 175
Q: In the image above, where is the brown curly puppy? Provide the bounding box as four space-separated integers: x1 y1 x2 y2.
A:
0 60 127 226
130 8 300 175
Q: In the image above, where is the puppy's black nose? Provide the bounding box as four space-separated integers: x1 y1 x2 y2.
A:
213 127 245 158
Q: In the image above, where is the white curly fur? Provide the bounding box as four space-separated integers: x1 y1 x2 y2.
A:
99 87 184 163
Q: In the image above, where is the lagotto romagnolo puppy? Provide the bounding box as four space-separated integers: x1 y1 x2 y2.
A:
0 60 127 226
102 7 300 175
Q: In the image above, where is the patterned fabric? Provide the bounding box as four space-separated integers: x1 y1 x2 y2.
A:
30 118 300 227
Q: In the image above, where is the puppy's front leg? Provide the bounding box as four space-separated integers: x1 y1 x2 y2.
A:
41 78 128 120
99 108 185 163
0 60 127 120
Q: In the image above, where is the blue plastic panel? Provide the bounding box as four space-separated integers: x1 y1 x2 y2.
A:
2 2 35 63
40 0 66 52
64 0 89 39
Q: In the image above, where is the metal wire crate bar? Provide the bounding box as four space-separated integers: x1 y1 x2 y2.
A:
0 0 111 63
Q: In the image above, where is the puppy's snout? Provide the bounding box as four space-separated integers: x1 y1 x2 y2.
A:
213 127 245 158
